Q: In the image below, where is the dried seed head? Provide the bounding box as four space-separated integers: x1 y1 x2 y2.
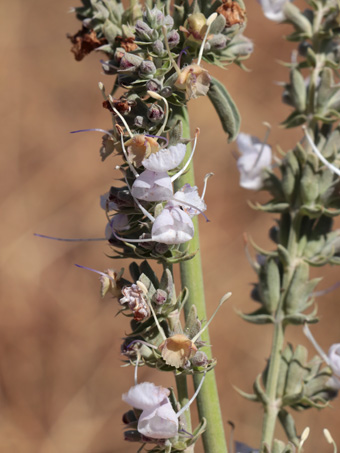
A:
175 64 211 99
125 135 160 167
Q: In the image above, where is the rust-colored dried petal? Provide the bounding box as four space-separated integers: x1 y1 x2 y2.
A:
115 36 138 52
159 334 197 368
216 1 246 27
67 28 108 61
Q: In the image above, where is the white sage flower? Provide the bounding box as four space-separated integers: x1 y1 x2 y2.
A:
257 0 288 22
151 203 195 244
122 382 178 439
236 132 272 190
303 324 340 390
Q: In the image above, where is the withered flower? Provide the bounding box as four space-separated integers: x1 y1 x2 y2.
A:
100 268 124 298
180 13 209 43
125 134 160 167
67 28 107 61
216 1 246 27
159 334 197 368
175 64 211 100
120 282 151 321
115 36 138 52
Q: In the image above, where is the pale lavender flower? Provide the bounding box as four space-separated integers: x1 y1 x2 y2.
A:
257 0 288 22
151 203 195 244
303 324 340 390
236 132 272 190
122 382 178 439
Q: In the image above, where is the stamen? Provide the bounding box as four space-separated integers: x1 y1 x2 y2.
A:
145 134 169 147
298 427 310 453
109 96 134 138
146 297 167 341
134 351 140 386
201 172 214 199
171 129 200 183
124 175 155 222
147 91 169 137
172 196 209 222
176 372 207 418
312 281 340 298
324 429 338 453
74 264 116 282
120 134 140 178
177 48 188 68
303 324 330 366
34 233 106 242
197 13 218 66
113 231 155 244
70 128 114 137
191 292 232 344
252 122 271 169
98 81 107 100
162 26 181 77
304 126 340 176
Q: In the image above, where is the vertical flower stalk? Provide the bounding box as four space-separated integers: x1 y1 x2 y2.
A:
173 107 229 453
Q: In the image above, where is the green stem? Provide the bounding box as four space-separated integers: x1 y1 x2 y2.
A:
173 106 228 453
175 373 192 433
260 214 302 451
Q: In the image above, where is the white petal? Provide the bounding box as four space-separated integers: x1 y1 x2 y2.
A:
142 144 187 172
122 382 170 411
138 399 178 439
257 0 287 21
152 205 194 244
131 170 173 201
328 343 340 377
173 184 206 217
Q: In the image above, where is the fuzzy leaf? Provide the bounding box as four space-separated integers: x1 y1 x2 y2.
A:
208 77 240 142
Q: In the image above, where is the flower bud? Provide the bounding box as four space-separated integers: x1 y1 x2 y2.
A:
139 60 156 77
152 39 165 55
167 30 180 48
209 34 227 50
191 351 209 367
120 53 143 71
146 79 162 92
229 34 254 57
152 289 168 305
135 20 153 39
147 103 164 123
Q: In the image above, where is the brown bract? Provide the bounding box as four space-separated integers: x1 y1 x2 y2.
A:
216 1 246 27
125 135 160 167
175 64 211 100
67 28 107 61
159 334 197 368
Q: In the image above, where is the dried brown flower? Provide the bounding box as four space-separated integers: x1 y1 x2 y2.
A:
216 1 246 27
67 28 107 61
115 36 138 52
159 334 197 368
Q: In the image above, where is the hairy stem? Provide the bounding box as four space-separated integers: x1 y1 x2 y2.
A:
173 106 228 453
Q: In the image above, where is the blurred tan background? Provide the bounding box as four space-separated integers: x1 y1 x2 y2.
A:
1 1 340 452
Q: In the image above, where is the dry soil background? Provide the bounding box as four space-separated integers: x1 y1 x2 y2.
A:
1 1 340 452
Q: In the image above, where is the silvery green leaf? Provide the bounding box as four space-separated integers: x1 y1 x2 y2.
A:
284 313 318 324
290 68 306 112
103 20 120 44
209 14 226 34
168 119 183 146
300 162 319 204
285 344 308 396
281 150 300 201
284 261 310 314
184 305 201 339
236 307 275 324
272 439 288 453
208 77 241 142
278 410 299 446
283 2 312 37
138 273 156 300
259 258 281 313
276 345 294 398
281 111 307 128
129 262 140 282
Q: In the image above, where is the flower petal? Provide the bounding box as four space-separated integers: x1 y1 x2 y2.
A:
142 144 187 172
122 382 170 410
131 170 173 201
152 204 194 244
138 399 178 439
